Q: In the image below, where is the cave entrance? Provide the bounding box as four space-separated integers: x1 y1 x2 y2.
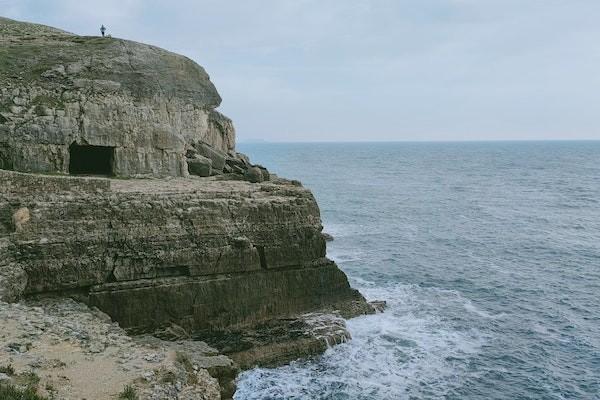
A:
0 144 13 171
69 143 115 176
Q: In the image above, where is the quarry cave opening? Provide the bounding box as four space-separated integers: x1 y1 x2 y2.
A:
69 143 115 176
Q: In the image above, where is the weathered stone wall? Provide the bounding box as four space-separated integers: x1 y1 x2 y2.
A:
0 17 235 177
0 170 369 333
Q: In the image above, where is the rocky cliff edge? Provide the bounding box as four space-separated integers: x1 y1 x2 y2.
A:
0 17 381 399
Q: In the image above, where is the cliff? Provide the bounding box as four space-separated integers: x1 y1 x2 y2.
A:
0 170 371 330
0 16 234 177
0 17 379 399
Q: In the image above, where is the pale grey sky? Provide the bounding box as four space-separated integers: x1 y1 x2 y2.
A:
3 0 600 142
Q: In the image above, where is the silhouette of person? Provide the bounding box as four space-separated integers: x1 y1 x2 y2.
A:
100 25 106 37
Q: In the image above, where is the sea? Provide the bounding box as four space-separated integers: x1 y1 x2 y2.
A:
234 141 600 400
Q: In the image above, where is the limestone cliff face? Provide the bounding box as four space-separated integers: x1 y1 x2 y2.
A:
0 17 234 177
0 170 371 335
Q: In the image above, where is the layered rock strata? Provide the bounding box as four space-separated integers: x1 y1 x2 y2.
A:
0 17 234 177
0 170 373 349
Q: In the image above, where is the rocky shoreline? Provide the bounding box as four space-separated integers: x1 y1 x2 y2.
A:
0 297 383 399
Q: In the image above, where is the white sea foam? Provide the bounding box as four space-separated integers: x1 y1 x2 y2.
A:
235 282 486 400
463 300 508 320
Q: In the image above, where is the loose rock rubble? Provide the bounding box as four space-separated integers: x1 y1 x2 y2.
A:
185 140 272 183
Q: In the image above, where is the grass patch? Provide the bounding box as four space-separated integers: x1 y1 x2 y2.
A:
118 385 138 400
15 371 40 388
0 364 15 375
0 383 48 400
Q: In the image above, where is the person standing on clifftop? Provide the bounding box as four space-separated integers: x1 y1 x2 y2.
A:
100 24 106 37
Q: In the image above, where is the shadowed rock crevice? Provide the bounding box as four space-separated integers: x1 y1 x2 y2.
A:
256 245 268 270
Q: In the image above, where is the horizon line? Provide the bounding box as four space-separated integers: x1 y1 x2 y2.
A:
237 138 600 144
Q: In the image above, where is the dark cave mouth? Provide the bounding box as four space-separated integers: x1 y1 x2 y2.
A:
69 143 115 176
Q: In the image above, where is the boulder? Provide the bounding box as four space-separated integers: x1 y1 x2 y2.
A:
255 165 270 181
187 155 212 177
232 165 245 174
236 153 251 166
369 300 387 313
12 207 30 232
225 156 246 170
322 232 334 242
194 143 226 172
244 167 263 183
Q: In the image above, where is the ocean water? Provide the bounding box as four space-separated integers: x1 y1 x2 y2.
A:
234 141 600 400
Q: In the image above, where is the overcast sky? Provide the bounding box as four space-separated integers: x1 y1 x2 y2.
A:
3 0 600 142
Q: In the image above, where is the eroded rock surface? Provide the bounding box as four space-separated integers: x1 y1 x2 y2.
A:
0 298 224 399
0 17 234 177
202 312 353 369
0 171 371 329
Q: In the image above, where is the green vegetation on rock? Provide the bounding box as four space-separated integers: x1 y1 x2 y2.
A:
0 384 48 400
0 364 15 375
118 385 138 400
